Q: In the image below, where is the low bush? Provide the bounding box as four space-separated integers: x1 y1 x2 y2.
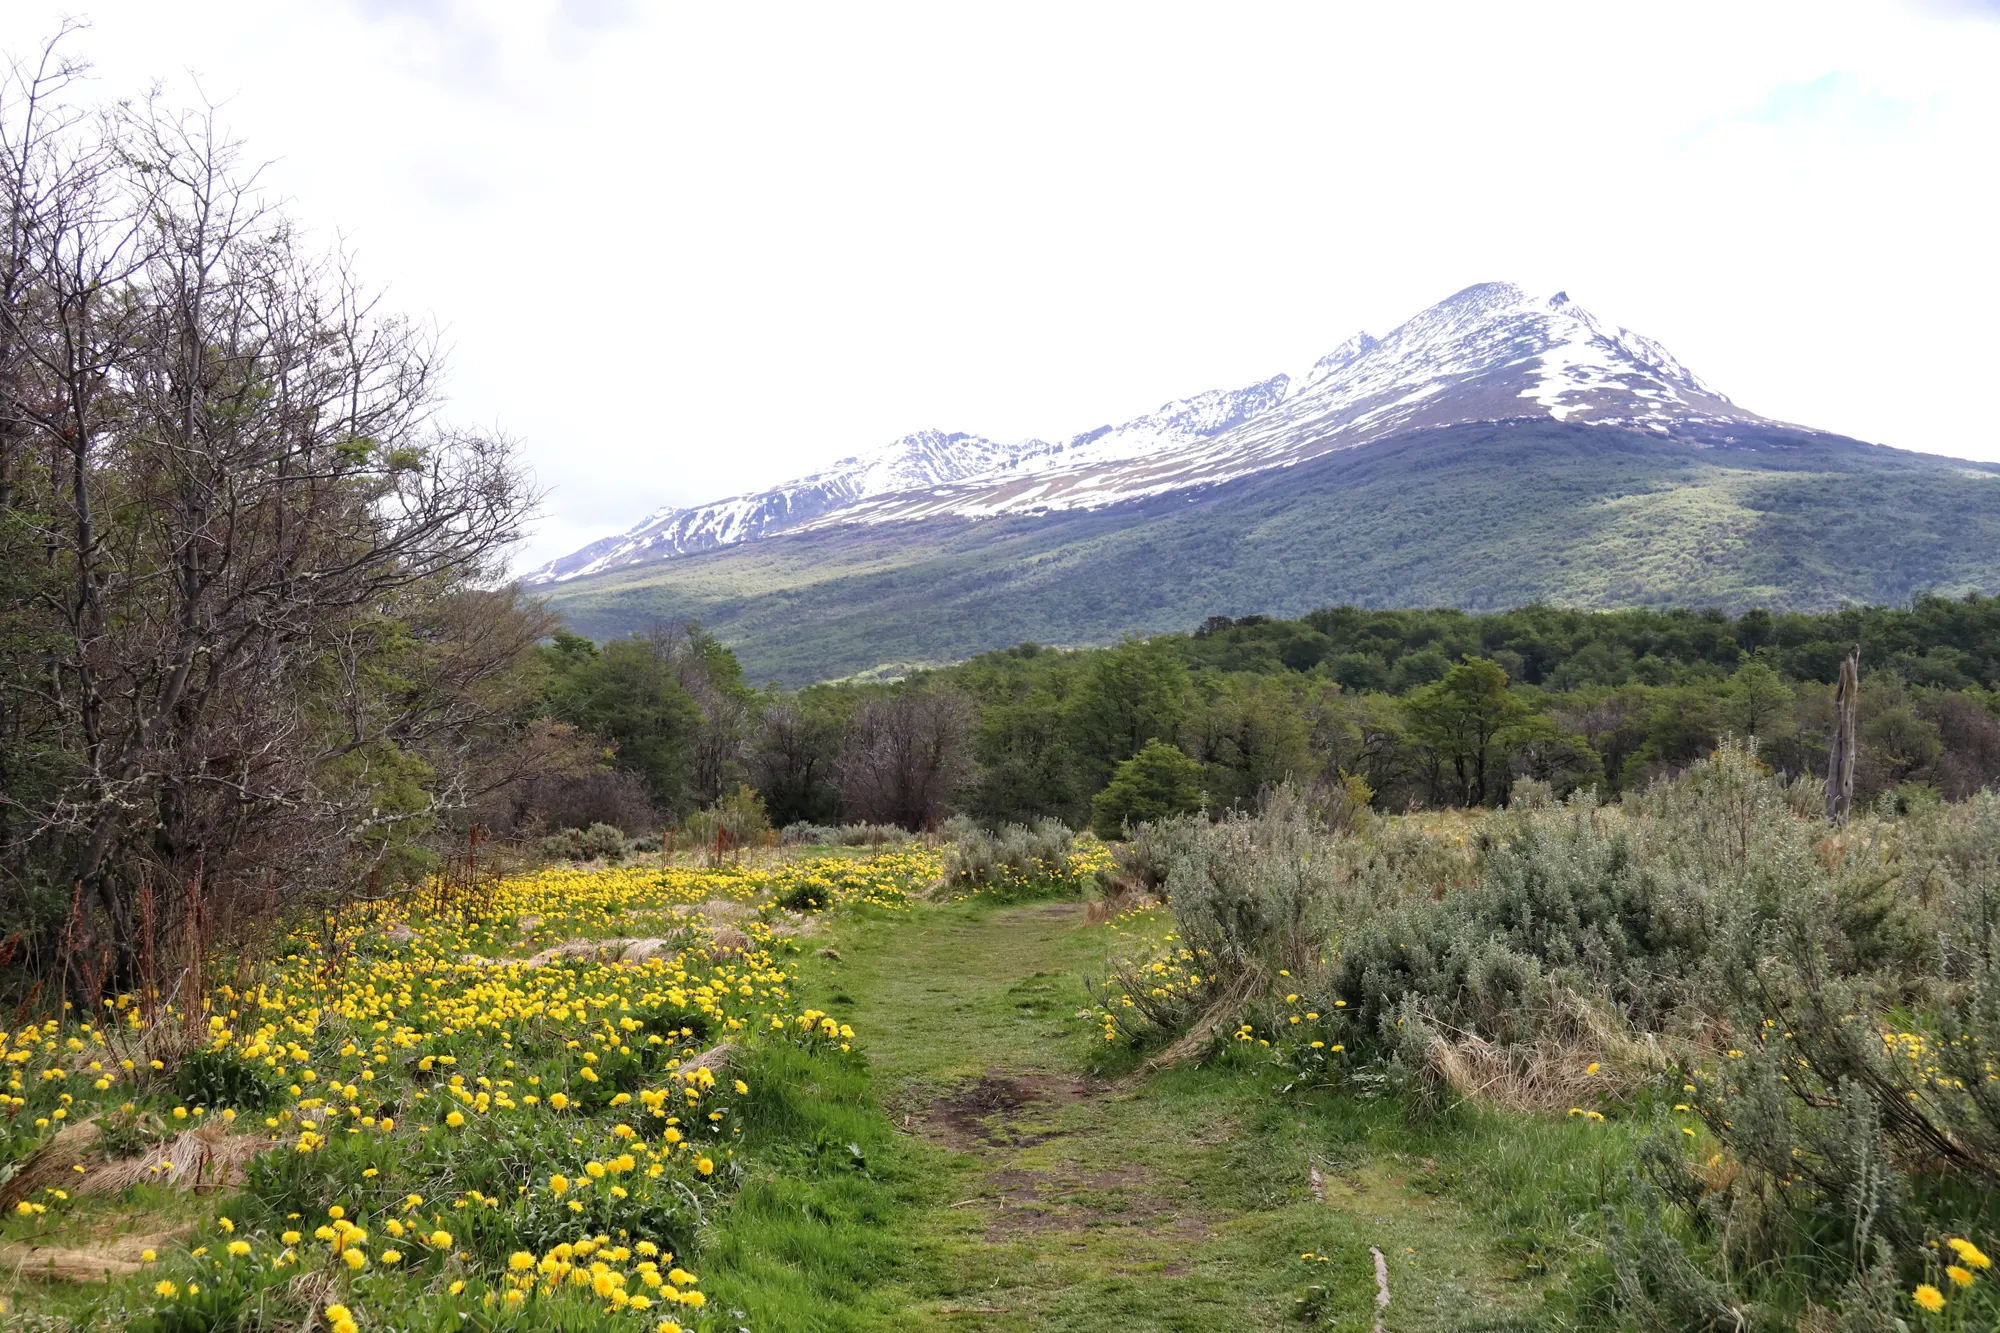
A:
943 817 1105 901
1101 745 2000 1325
777 821 910 847
1159 786 1345 984
535 822 630 862
679 784 774 859
173 1047 285 1113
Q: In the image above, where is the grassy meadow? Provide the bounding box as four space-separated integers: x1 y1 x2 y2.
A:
6 753 2000 1333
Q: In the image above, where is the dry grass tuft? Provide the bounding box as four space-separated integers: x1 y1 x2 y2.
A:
0 1224 194 1284
681 1042 734 1074
1 1121 273 1210
1416 995 1674 1113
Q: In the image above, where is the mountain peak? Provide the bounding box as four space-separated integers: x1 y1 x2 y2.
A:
1305 332 1380 386
527 281 1786 585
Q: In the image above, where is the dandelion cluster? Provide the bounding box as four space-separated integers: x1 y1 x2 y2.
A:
762 849 940 912
0 850 909 1332
1093 908 1218 1045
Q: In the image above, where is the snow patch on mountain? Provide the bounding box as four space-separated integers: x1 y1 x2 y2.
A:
824 283 1772 528
523 427 1058 584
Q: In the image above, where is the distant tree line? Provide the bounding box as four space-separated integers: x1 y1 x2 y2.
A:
496 594 2000 848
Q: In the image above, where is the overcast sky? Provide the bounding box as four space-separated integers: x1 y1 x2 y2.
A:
5 1 1998 571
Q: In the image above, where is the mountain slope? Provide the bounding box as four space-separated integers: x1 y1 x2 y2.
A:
534 280 2000 681
530 281 1772 584
526 375 1298 584
524 428 1038 583
544 420 2000 685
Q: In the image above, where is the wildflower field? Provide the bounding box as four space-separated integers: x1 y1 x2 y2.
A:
8 766 2000 1333
0 849 939 1333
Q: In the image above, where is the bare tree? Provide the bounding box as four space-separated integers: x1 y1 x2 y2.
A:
836 687 974 830
749 694 848 826
0 46 537 985
1825 650 1860 824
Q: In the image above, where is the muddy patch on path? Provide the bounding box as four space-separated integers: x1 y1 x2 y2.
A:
923 1073 1213 1253
925 1073 1097 1150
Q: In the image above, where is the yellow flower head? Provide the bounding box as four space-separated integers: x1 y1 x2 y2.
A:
1948 1238 1992 1271
1914 1284 1946 1313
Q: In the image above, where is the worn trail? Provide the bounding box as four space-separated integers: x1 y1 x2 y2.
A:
797 900 1539 1332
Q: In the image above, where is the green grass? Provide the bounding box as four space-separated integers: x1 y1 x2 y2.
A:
543 421 2000 684
0 886 1668 1331
696 896 1648 1331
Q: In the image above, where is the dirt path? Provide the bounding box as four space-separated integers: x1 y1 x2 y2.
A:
803 899 1541 1332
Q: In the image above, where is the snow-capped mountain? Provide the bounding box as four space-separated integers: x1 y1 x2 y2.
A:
522 377 1295 584
526 283 1786 585
523 428 1050 584
825 282 1772 527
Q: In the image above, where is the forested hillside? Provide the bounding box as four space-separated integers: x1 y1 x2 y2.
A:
543 422 2000 685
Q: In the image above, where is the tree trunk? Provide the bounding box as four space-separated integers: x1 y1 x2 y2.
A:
1825 650 1859 825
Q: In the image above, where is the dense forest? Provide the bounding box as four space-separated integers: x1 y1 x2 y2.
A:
502 595 2000 847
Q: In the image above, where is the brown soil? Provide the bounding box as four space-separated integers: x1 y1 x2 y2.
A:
924 1073 1096 1150
978 1162 1213 1241
921 1071 1212 1246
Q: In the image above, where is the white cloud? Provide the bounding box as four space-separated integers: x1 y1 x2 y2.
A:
3 0 1996 570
